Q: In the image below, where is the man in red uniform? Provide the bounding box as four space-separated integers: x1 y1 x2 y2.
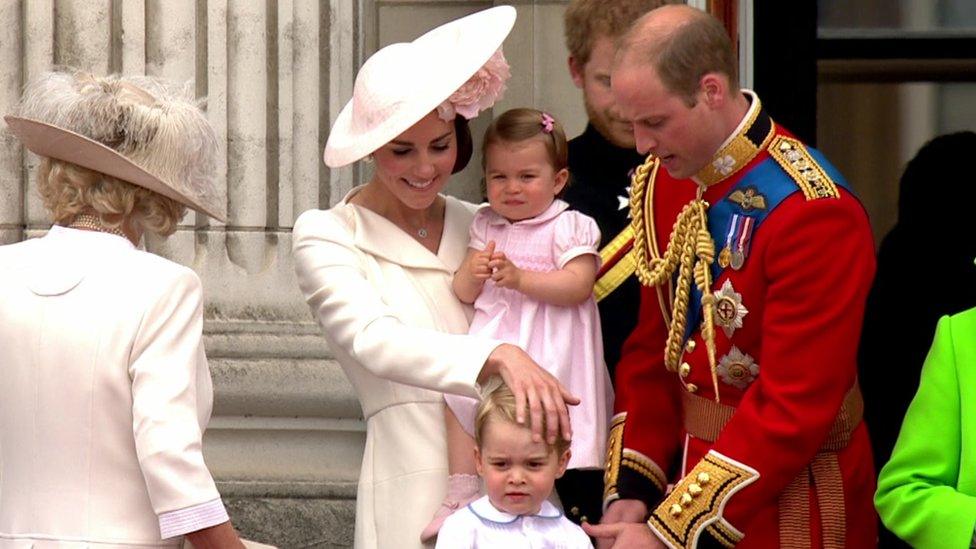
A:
584 5 877 548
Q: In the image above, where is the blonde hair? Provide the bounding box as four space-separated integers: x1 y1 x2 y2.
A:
474 379 571 456
482 108 569 172
38 158 186 237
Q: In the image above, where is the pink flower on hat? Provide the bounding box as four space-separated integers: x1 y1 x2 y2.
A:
437 48 510 121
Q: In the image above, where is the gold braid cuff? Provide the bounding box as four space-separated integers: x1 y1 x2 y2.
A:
603 413 667 507
647 451 759 549
706 519 745 548
622 449 668 493
629 154 722 402
604 413 627 502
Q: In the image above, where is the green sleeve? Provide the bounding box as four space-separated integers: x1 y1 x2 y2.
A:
875 315 976 548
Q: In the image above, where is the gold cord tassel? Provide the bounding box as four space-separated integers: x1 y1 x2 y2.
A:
630 155 722 402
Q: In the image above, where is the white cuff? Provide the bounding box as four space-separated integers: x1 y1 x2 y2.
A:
159 498 230 539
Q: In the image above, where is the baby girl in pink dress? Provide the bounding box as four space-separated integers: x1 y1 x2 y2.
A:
422 108 613 542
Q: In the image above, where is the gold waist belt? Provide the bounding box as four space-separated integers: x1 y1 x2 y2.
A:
681 385 864 549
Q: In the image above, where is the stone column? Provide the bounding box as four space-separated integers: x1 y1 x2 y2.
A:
0 1 585 545
0 1 23 245
0 2 359 545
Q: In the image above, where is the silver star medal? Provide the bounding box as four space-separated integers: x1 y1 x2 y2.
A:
617 185 632 218
717 346 759 389
712 279 748 338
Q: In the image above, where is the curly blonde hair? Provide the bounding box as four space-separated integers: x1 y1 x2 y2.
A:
38 158 186 237
474 379 571 456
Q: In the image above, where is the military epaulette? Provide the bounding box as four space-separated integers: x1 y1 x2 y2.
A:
603 412 667 509
768 136 840 201
647 450 759 549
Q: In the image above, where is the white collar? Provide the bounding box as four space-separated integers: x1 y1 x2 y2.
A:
712 89 760 158
467 495 562 524
484 198 569 227
22 225 136 296
691 89 763 187
341 188 470 272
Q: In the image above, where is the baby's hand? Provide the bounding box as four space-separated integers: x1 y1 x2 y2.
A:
469 241 496 280
489 253 522 291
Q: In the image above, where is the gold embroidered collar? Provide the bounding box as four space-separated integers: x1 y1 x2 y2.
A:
692 90 775 187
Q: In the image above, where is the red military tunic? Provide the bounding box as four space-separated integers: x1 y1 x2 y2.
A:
604 92 878 548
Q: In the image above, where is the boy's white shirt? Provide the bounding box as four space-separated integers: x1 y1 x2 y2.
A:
435 495 593 548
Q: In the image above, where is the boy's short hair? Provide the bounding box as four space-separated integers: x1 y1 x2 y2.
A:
474 378 571 456
563 0 677 65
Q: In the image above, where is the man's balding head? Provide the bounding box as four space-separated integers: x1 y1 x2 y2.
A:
609 5 749 178
617 5 738 106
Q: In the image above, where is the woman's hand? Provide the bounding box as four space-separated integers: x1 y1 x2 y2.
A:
479 343 580 444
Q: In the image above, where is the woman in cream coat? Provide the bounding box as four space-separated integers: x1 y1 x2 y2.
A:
293 8 577 548
0 72 243 548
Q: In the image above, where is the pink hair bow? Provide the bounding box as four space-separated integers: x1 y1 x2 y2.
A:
541 112 554 133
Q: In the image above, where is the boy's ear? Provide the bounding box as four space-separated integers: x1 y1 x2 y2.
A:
553 168 569 196
555 449 571 479
474 447 485 477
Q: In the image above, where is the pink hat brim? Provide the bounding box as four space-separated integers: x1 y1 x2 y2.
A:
5 115 226 223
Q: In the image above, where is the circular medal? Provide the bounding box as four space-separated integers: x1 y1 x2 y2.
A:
730 251 745 270
715 296 737 324
727 363 749 382
718 247 732 268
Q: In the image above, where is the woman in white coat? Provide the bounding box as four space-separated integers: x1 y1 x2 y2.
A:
292 7 578 548
0 72 243 548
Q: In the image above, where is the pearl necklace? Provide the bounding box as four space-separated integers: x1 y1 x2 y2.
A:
68 214 128 239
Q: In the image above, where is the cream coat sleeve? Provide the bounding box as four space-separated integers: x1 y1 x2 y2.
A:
293 209 498 398
129 268 222 518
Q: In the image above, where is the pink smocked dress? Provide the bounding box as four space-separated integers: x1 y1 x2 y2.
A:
446 199 613 469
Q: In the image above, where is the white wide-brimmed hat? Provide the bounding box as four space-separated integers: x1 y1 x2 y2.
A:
5 71 225 222
324 5 516 168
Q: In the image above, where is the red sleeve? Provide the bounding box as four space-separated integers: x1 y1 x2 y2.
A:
605 274 683 507
710 190 875 528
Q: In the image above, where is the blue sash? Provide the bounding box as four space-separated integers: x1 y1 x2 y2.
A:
682 149 851 342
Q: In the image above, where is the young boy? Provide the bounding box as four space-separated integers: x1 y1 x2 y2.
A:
435 380 593 548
